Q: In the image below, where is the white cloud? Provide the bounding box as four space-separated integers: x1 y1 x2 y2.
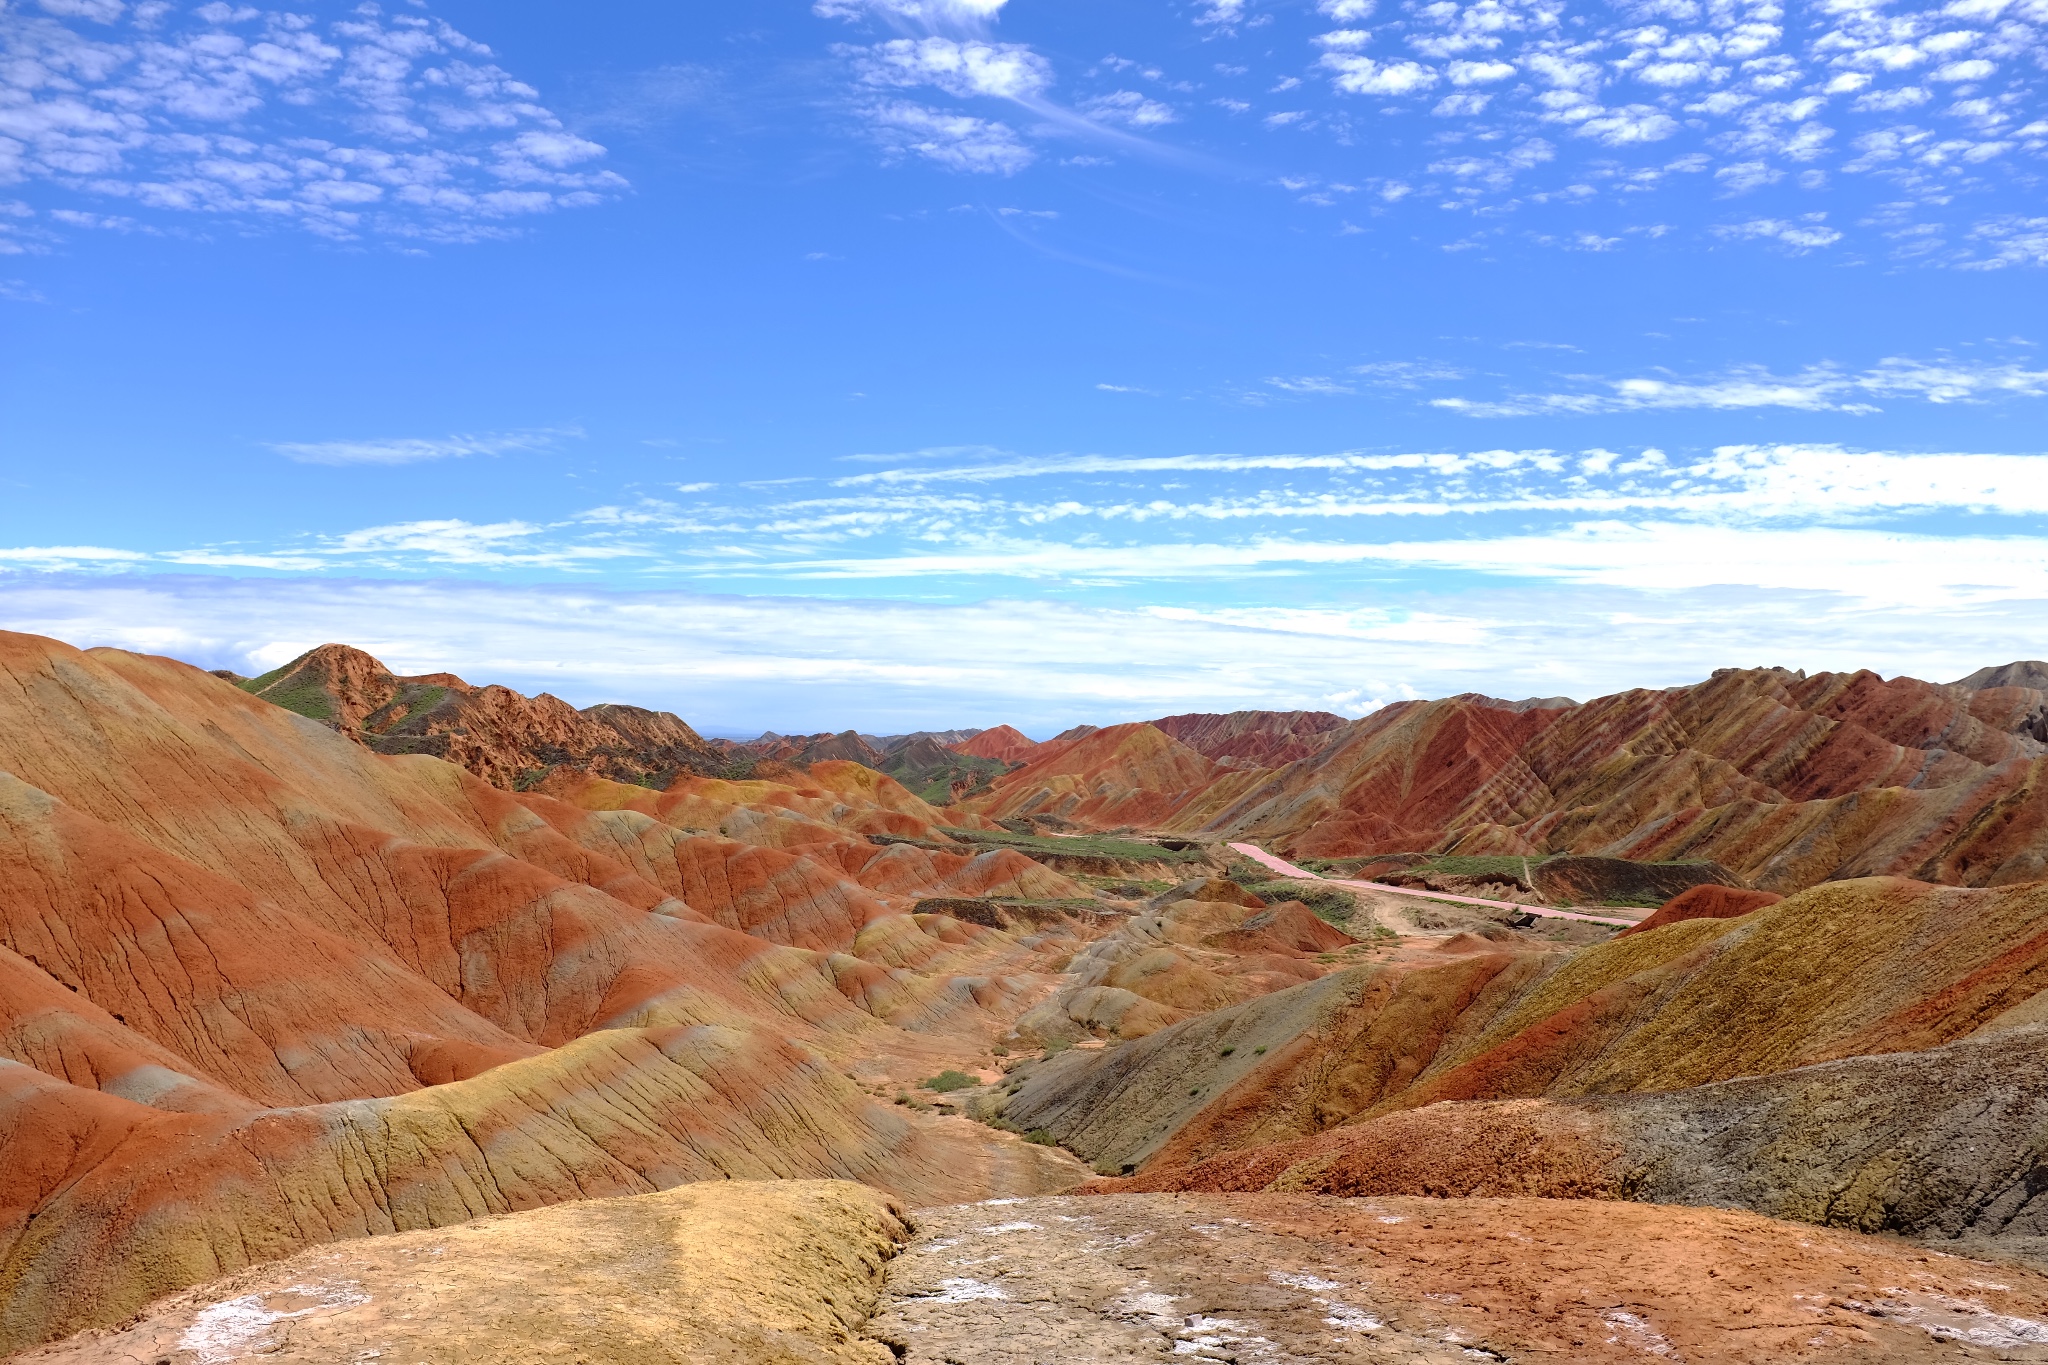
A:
1432 356 2048 416
0 545 148 565
1963 215 2048 267
1266 375 1355 395
0 3 623 241
1352 360 1468 386
816 0 1011 23
1712 214 1845 249
268 429 573 466
1447 59 1517 84
1434 91 1492 115
865 100 1034 173
1080 90 1177 127
1575 105 1681 144
790 0 2048 263
1932 57 1997 80
1322 54 1439 95
851 37 1051 99
1854 85 1932 110
1715 159 1784 190
12 567 2030 735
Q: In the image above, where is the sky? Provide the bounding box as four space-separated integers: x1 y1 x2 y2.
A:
1 0 2045 736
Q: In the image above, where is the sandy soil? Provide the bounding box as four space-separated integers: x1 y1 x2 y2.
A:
871 1193 2048 1363
18 1181 910 1365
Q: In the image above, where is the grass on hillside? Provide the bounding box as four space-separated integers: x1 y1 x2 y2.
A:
362 684 448 733
236 656 358 725
1242 879 1361 925
1409 855 1553 881
237 660 302 694
1071 874 1175 897
246 678 335 722
939 828 1210 863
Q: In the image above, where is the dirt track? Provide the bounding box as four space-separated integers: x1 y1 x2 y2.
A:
1228 843 1637 928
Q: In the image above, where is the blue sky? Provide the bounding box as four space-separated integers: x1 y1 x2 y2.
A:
2 0 2045 735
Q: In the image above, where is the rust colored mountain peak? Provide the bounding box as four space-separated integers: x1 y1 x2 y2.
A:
952 724 1038 763
238 643 721 789
1148 709 1350 767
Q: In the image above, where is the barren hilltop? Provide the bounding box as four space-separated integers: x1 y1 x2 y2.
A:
8 628 2048 1362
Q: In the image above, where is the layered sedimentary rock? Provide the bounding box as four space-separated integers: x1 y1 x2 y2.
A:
876 735 1012 805
1012 878 1360 1045
963 665 2048 893
1148 709 1348 767
0 630 1090 1352
241 643 725 787
951 724 1039 764
967 722 1271 828
1618 882 1782 935
1002 877 2048 1246
1115 1022 2048 1262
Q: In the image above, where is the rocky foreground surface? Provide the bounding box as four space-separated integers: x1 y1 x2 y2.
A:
26 1182 2048 1364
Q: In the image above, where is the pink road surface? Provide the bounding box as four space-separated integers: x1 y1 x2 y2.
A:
1226 842 1639 928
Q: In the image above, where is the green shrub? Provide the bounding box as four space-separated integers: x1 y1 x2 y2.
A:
1245 880 1359 924
1024 1129 1055 1145
1042 1037 1072 1056
1218 1046 1235 1056
925 1069 977 1093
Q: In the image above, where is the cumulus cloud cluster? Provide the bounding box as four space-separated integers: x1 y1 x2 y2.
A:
0 0 622 245
803 0 2048 263
817 0 1198 174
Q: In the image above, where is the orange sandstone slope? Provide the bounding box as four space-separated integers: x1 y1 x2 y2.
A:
0 630 1090 1352
965 721 1274 828
951 723 1039 764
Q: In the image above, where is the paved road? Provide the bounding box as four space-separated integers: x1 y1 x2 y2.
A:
1226 842 1637 928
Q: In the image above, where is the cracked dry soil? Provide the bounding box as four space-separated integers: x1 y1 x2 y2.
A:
867 1194 2048 1364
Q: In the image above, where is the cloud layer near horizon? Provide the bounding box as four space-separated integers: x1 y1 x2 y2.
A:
2 570 2036 735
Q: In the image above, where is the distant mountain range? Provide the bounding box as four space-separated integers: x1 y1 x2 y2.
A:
224 642 2048 894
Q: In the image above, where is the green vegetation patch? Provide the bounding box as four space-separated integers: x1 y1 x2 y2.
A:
237 658 306 694
882 751 1012 806
1242 879 1360 924
1071 874 1174 897
987 892 1114 912
940 827 1209 863
1397 855 1552 883
250 678 335 722
924 1070 978 1093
